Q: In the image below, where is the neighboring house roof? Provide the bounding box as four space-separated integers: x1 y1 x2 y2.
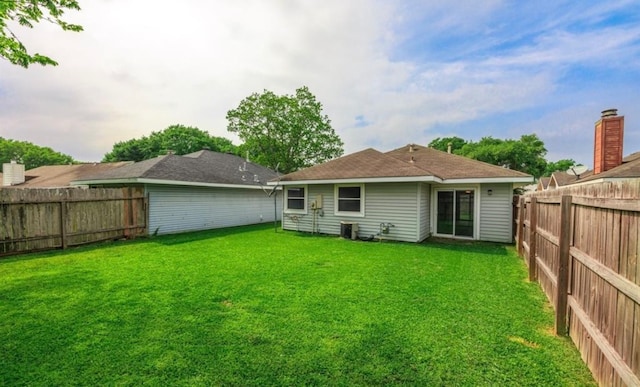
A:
537 177 551 191
1 162 131 188
573 151 640 184
549 171 580 188
72 150 279 189
548 150 640 188
277 144 532 185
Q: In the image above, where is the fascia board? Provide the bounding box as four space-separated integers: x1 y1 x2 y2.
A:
442 177 534 184
71 178 281 190
272 176 441 186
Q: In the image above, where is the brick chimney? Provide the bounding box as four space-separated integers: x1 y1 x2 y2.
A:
594 108 624 175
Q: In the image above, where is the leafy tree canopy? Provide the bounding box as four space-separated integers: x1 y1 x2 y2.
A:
102 125 238 162
0 0 83 67
226 86 344 174
0 136 75 169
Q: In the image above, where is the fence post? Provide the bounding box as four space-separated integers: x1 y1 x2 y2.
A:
555 195 572 335
123 188 131 239
517 196 525 256
59 200 67 249
528 197 538 282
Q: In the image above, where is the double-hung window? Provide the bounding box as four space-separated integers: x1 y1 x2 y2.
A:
285 186 306 213
335 184 364 216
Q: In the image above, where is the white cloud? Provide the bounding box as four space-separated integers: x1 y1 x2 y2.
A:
1 0 639 166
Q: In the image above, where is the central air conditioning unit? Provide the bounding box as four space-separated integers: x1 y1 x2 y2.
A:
340 221 358 240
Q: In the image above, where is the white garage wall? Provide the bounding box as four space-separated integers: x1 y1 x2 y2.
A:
147 185 281 235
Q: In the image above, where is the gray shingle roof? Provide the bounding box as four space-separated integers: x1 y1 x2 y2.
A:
74 150 279 187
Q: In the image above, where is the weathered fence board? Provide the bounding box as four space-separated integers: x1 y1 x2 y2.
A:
515 179 640 386
0 187 147 256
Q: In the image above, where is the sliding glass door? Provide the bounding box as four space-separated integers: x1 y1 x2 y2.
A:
436 190 474 238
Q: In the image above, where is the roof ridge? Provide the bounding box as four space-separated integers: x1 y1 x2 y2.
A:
136 155 171 178
384 145 441 178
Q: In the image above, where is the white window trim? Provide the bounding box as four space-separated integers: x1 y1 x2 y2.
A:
334 184 365 217
284 185 307 214
431 185 479 240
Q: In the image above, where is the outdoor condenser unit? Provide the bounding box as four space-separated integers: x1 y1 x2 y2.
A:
340 221 358 240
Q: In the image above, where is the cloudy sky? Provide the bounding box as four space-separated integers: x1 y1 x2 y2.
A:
2 1 640 166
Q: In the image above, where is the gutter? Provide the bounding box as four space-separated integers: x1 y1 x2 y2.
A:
271 175 533 186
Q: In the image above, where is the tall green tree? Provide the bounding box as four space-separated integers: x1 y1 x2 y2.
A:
0 0 83 67
0 137 75 169
103 125 237 162
226 86 344 174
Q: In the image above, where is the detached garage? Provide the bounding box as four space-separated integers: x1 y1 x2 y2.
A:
72 150 281 235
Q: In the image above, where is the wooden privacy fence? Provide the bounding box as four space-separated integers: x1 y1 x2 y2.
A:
515 180 639 387
0 187 148 256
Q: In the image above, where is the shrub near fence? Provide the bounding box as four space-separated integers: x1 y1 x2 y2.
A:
515 180 640 387
0 187 147 256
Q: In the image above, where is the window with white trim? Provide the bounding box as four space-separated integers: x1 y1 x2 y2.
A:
335 184 364 216
285 186 306 212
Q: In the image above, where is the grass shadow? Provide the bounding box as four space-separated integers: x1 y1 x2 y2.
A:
419 237 512 256
151 222 280 246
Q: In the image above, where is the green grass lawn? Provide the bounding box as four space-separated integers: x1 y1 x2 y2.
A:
0 224 594 386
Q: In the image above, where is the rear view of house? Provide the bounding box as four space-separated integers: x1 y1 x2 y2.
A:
272 145 532 243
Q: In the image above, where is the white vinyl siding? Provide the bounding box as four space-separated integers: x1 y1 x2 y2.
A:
282 182 421 242
418 183 431 241
147 185 281 235
479 183 513 243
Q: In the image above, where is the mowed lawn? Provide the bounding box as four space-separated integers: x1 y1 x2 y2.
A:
0 224 594 386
